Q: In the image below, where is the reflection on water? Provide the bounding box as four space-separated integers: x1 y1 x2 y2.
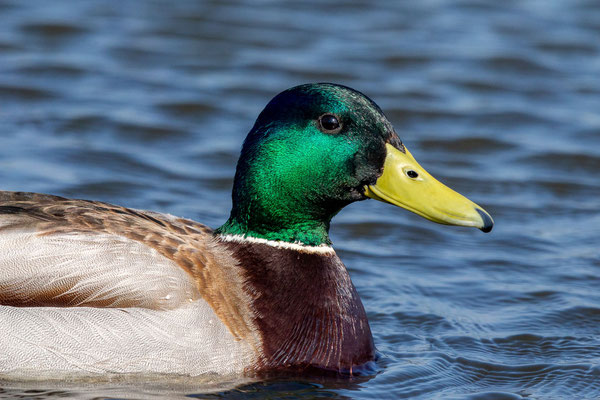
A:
1 0 600 398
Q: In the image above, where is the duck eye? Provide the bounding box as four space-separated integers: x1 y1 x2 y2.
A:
406 170 419 178
319 114 341 133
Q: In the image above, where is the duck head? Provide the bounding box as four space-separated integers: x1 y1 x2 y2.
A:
217 83 493 246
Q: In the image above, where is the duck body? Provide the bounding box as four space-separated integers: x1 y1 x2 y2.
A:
0 83 492 378
0 191 373 377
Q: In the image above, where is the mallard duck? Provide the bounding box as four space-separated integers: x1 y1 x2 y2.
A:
0 83 492 378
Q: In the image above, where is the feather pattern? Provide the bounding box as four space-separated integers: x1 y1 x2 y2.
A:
0 230 200 309
0 302 253 376
0 191 261 376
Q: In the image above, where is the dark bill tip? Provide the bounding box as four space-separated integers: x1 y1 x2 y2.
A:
476 208 494 233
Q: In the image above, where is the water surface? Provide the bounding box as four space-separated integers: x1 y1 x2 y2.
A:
1 0 599 399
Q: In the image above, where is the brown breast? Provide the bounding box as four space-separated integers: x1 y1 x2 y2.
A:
221 238 375 374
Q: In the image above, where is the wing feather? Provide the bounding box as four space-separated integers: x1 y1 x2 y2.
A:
0 230 201 309
0 191 208 310
0 191 258 344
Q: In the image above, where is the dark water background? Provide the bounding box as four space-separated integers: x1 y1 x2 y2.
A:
1 0 600 399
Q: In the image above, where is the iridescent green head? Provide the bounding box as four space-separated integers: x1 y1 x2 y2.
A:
217 83 493 246
217 83 402 245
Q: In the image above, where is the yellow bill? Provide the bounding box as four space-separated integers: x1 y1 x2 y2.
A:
365 143 493 232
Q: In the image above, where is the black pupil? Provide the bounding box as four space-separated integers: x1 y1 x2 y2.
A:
407 170 418 178
321 115 339 131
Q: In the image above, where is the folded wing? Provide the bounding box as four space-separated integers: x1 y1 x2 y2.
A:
0 191 208 310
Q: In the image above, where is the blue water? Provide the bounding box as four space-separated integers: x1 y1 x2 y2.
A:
1 0 600 398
